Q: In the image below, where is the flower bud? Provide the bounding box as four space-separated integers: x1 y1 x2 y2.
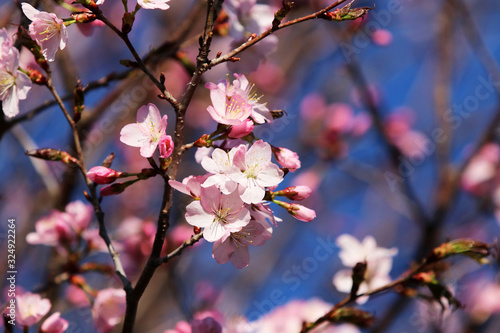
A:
275 201 316 222
228 119 254 138
28 68 47 85
87 166 123 184
272 146 301 172
71 12 97 24
429 239 493 264
99 180 137 196
159 134 174 158
274 186 312 201
26 148 78 164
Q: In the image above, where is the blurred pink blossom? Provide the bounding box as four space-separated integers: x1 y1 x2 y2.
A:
41 312 69 333
212 219 272 268
372 29 393 46
137 0 171 10
333 234 397 303
16 292 51 327
461 143 500 195
468 281 500 322
92 288 126 333
65 284 90 307
26 210 74 247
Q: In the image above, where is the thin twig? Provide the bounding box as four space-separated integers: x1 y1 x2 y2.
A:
157 232 204 264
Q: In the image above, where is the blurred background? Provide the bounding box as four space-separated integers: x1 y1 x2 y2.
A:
1 0 500 332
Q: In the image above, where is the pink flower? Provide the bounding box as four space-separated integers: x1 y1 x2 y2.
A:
229 140 284 204
137 0 171 10
92 288 126 333
185 186 250 242
16 292 51 327
87 166 123 184
0 29 32 118
120 103 168 158
169 175 208 199
287 203 316 222
41 312 69 333
201 146 242 194
275 186 312 201
272 146 301 172
332 234 397 303
205 81 252 125
229 118 254 138
22 3 68 62
26 210 73 246
212 219 272 268
468 281 500 322
159 134 174 158
64 200 93 232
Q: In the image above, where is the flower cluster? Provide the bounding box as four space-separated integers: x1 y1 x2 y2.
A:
0 28 32 117
165 74 315 268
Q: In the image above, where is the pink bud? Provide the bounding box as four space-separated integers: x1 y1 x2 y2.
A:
228 119 254 138
275 186 312 201
272 147 301 172
87 166 123 184
159 134 174 158
289 203 316 222
100 182 127 196
41 312 69 333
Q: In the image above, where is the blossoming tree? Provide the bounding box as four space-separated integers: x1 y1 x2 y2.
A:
1 0 499 332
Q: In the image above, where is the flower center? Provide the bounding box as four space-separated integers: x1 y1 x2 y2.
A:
225 96 247 119
214 207 231 224
0 71 15 99
39 21 62 42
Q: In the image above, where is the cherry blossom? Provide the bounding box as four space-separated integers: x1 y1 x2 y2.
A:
92 288 126 333
272 146 301 172
87 166 124 185
0 29 31 118
201 146 242 194
229 140 284 204
41 312 69 333
21 3 68 62
205 80 253 125
169 175 208 199
185 186 250 242
26 210 74 246
120 103 168 158
212 218 272 268
137 0 171 10
16 292 51 327
332 234 398 303
228 118 254 138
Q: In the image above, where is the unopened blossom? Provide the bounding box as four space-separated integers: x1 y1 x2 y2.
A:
185 186 250 242
229 140 284 204
272 146 301 172
159 134 174 158
284 203 316 222
275 186 312 201
41 312 69 333
333 234 398 303
22 3 68 62
137 0 171 10
120 103 168 158
212 218 272 268
0 30 31 118
92 288 126 333
229 118 254 138
87 166 123 185
201 146 243 194
16 292 52 327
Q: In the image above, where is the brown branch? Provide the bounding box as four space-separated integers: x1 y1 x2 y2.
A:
158 232 204 264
